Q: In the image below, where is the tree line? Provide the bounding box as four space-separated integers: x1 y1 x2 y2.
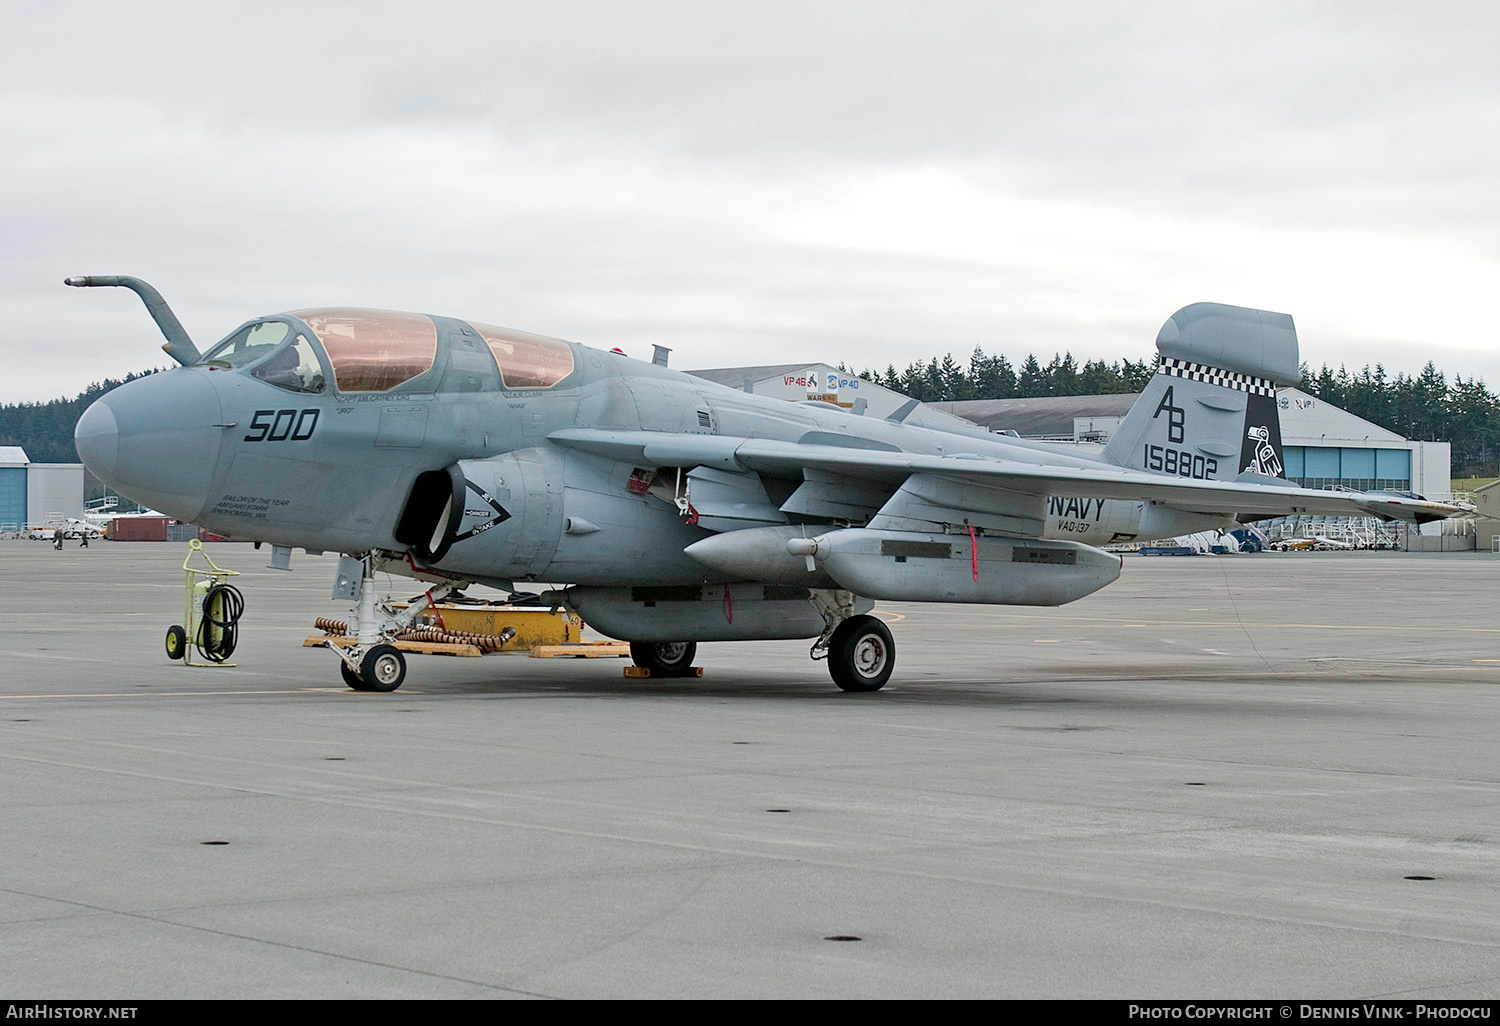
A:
851 349 1499 477
1299 362 1500 478
0 372 160 466
849 348 1156 403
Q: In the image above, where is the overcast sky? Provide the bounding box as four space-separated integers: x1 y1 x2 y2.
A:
3 1 1498 403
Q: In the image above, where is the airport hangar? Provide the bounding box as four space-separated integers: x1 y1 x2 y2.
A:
0 446 85 531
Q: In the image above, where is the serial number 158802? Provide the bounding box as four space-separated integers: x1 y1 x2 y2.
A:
1144 444 1218 479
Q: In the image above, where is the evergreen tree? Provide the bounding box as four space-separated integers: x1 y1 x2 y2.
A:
939 353 970 401
898 361 929 401
969 352 1015 398
1016 354 1044 397
917 358 939 401
1411 362 1448 441
1048 353 1080 395
1078 359 1116 394
1119 359 1154 391
1448 376 1500 476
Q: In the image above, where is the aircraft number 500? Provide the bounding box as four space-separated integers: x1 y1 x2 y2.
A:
244 408 319 443
1144 444 1216 479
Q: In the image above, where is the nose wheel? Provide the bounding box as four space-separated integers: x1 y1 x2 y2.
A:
338 644 407 692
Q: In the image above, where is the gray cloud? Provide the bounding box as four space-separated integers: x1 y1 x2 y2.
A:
4 1 1498 402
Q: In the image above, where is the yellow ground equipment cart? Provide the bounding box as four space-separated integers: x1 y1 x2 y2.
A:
165 539 244 667
306 600 592 690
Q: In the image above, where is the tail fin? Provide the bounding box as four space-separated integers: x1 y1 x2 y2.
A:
1102 303 1298 482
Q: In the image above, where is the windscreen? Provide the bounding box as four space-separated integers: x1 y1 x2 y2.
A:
201 321 290 368
250 332 325 393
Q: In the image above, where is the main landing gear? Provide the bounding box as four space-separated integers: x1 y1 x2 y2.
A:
629 641 699 677
810 590 895 692
825 615 894 692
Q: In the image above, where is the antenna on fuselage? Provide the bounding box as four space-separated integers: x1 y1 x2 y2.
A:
652 345 672 367
885 398 919 423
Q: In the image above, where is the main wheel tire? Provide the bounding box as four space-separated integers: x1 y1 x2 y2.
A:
165 625 187 661
340 660 372 691
359 644 407 692
827 615 894 692
629 640 698 677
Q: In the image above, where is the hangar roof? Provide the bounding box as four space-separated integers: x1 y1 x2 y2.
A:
0 446 30 466
929 394 1137 436
687 364 825 388
1275 387 1405 443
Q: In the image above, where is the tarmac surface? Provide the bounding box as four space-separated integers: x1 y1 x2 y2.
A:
2 540 1499 999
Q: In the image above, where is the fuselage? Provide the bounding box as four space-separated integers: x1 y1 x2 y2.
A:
74 307 1196 585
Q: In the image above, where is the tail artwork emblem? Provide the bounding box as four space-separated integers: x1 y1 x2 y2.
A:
1152 386 1186 444
1245 426 1283 477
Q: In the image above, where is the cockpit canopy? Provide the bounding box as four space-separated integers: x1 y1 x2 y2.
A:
468 320 576 389
197 308 577 394
294 309 437 393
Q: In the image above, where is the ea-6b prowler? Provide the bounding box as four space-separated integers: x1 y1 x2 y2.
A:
69 276 1461 692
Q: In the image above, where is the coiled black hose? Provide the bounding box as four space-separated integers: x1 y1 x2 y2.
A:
197 584 245 662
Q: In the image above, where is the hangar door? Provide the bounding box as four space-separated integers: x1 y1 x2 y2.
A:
0 467 26 529
1283 446 1410 492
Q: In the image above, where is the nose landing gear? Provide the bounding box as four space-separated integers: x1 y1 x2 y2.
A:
316 553 455 692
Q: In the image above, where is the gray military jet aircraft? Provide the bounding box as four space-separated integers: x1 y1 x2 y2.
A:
68 275 1461 692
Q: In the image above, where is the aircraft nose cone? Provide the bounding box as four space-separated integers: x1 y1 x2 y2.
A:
81 370 224 522
74 398 119 480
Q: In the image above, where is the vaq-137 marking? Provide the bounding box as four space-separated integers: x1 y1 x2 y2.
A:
68 276 1463 691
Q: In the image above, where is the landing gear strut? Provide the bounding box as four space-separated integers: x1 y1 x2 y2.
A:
319 551 463 692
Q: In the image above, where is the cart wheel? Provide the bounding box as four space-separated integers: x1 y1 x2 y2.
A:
340 661 372 691
165 625 187 661
359 644 406 692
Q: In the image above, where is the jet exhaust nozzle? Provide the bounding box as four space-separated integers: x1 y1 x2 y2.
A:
65 275 202 366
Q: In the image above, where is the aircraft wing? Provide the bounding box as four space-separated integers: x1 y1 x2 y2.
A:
550 428 1465 526
732 440 1462 523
